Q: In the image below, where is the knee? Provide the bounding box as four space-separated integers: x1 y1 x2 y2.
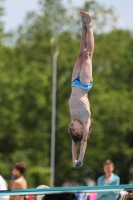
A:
83 50 93 59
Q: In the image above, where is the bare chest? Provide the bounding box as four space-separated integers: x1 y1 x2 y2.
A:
69 95 91 123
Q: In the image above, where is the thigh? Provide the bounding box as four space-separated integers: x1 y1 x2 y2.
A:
80 55 93 84
72 53 83 81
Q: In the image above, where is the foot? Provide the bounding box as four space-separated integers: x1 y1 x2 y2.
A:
80 10 86 27
83 11 93 28
74 161 83 168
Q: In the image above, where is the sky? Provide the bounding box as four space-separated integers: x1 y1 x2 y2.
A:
1 0 133 32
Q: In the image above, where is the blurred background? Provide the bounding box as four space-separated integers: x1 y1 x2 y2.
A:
0 0 133 188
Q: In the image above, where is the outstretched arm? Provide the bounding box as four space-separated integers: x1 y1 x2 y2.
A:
77 120 91 165
72 140 78 165
78 133 88 162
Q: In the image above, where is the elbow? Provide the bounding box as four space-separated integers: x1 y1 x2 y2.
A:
81 137 87 143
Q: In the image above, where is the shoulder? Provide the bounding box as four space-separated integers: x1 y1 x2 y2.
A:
12 180 21 187
98 175 104 182
11 181 19 190
112 173 120 183
0 175 6 185
113 173 120 180
12 177 24 188
0 176 7 190
16 177 27 188
0 175 5 181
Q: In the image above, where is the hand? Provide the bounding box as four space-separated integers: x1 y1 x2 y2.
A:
74 160 83 168
73 159 78 167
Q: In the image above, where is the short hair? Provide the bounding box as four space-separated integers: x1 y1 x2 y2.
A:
13 162 27 174
68 119 94 142
103 159 114 167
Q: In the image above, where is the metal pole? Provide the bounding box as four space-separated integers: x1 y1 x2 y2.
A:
50 38 59 187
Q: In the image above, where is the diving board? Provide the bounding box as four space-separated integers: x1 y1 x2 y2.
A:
0 184 133 196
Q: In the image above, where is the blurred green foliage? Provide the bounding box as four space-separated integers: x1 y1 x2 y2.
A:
0 0 133 187
27 167 50 187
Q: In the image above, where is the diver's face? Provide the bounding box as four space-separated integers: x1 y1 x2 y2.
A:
69 120 81 133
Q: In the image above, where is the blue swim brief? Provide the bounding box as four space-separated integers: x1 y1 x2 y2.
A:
71 77 93 91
